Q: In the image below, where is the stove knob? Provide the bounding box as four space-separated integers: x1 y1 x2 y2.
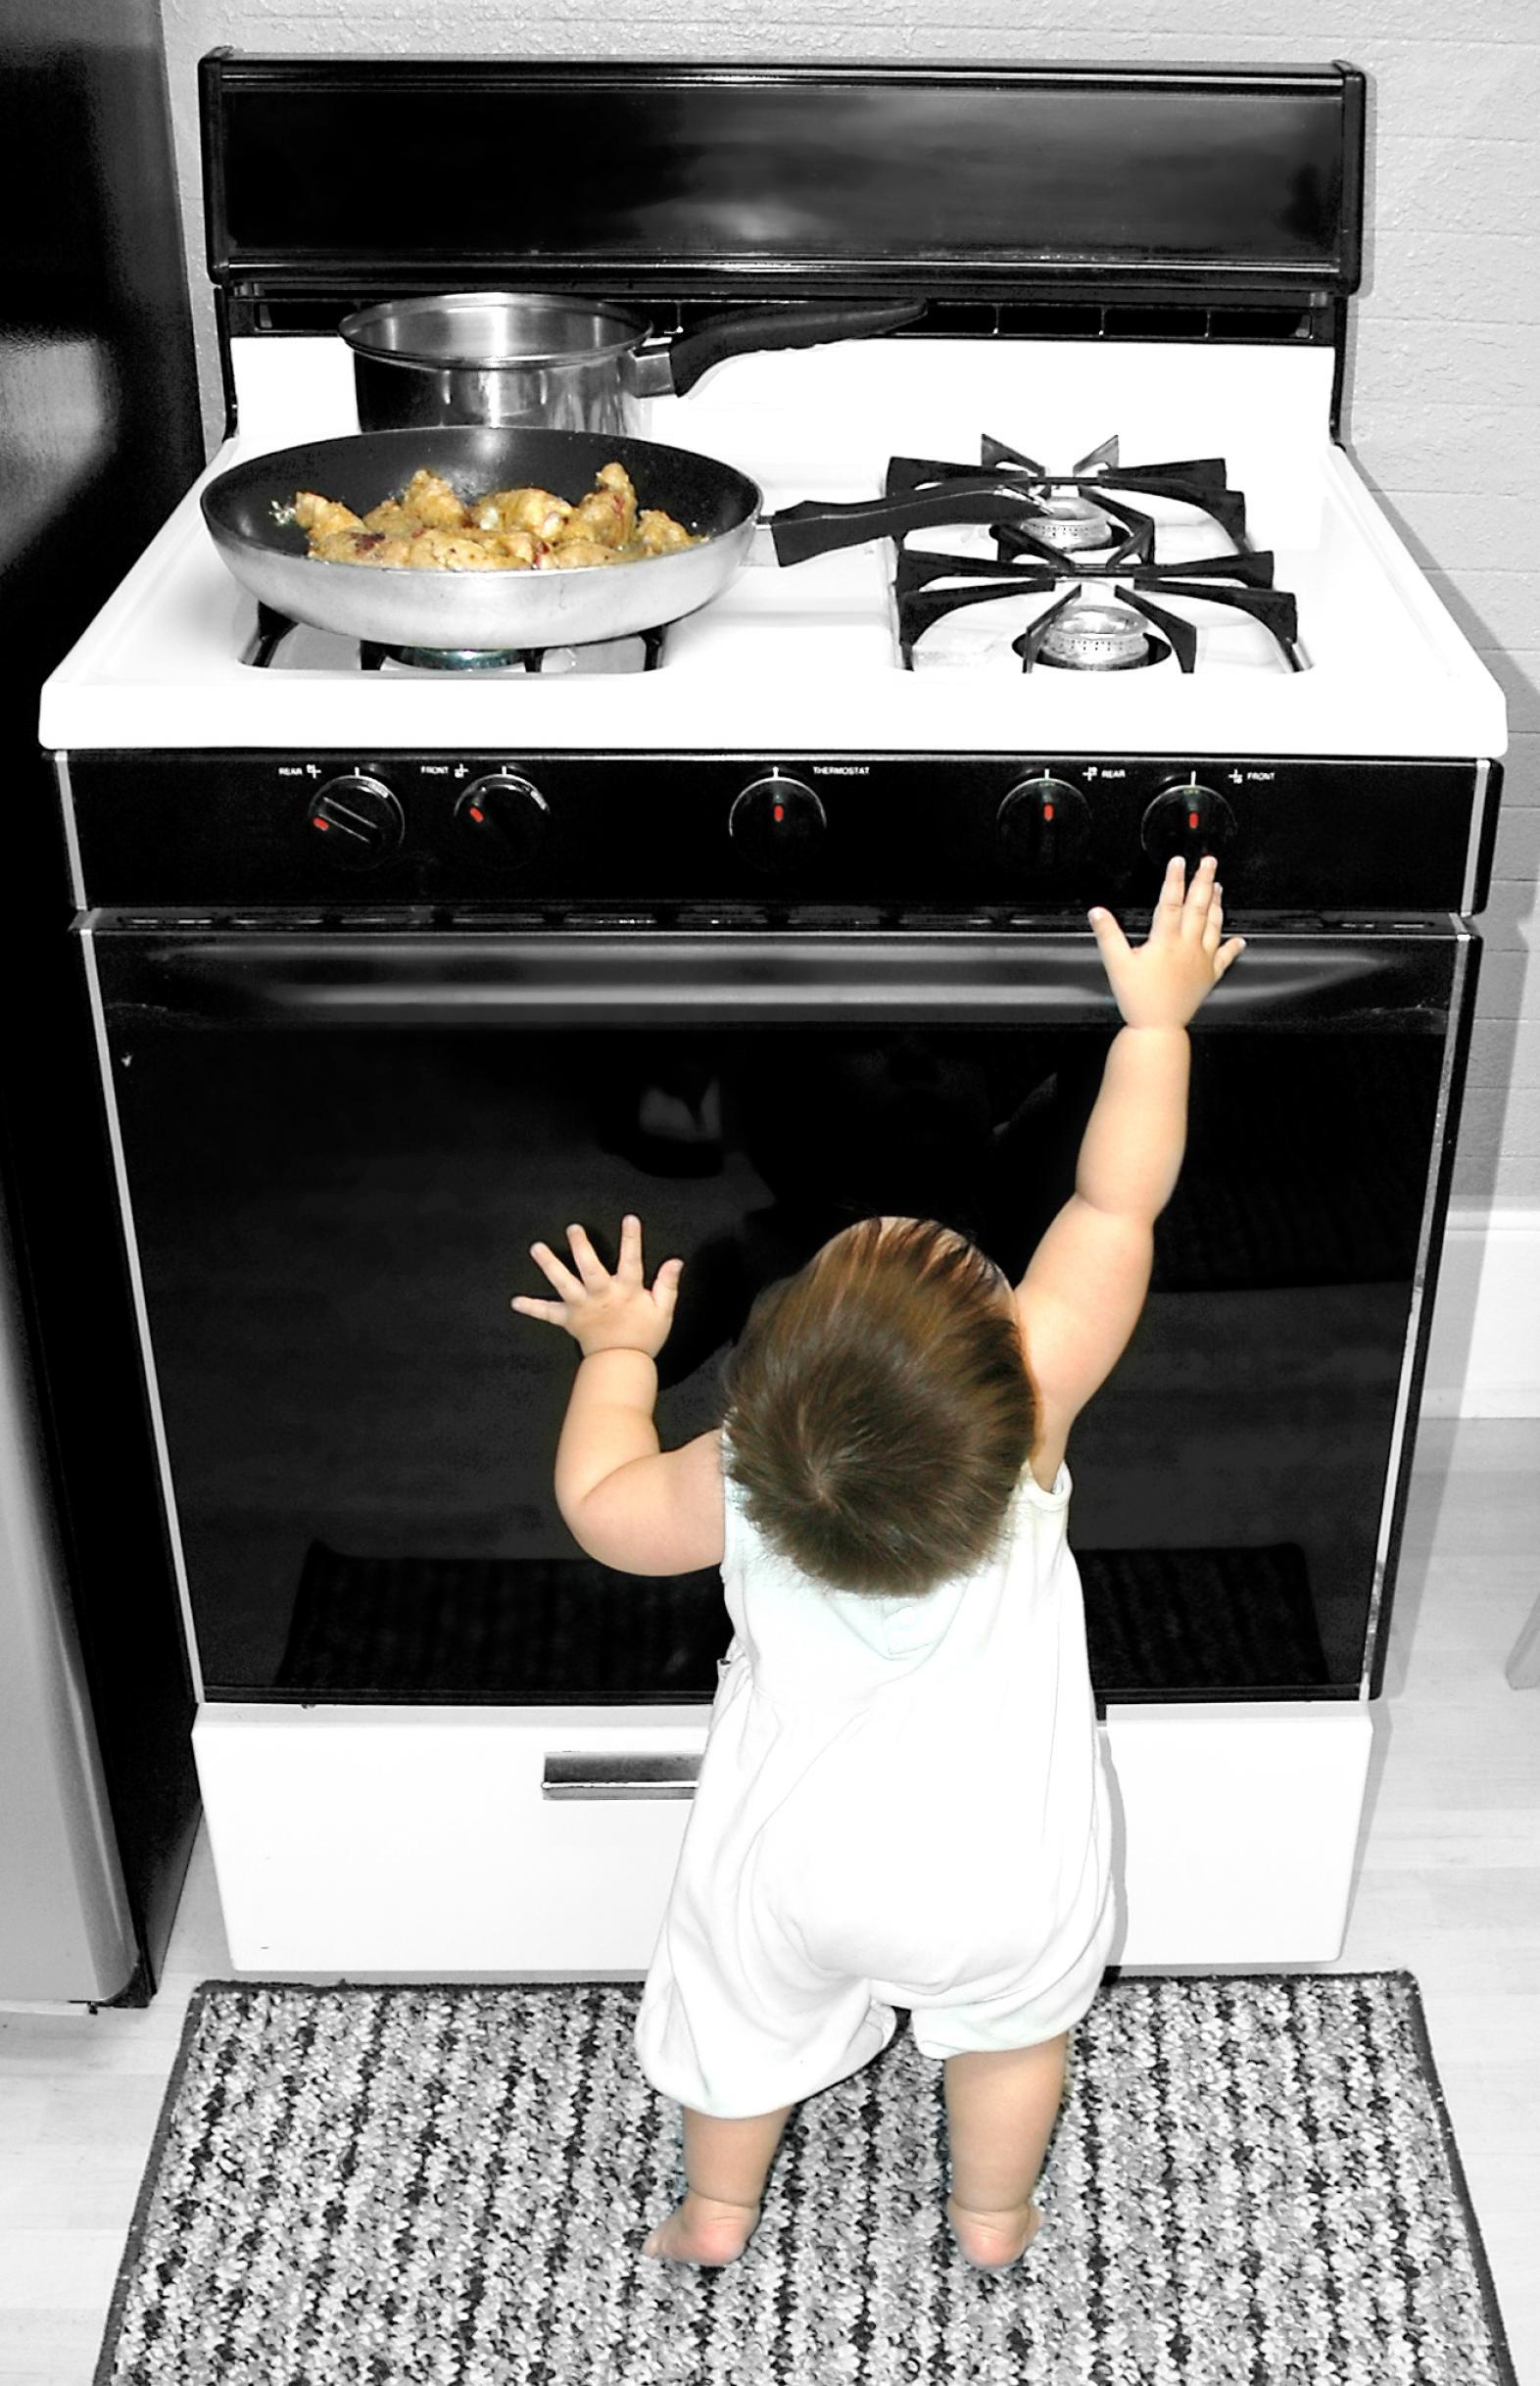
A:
997 777 1091 879
307 774 404 869
455 774 550 868
729 774 826 874
1141 783 1236 868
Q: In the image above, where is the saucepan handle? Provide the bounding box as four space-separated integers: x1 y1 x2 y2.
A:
764 477 1041 567
640 300 926 399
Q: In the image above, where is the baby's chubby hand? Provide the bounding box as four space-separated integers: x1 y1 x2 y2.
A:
510 1213 683 1359
1089 852 1246 1030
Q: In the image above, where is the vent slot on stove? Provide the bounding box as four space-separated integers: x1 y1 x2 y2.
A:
248 294 370 332
917 300 1328 343
236 289 1332 347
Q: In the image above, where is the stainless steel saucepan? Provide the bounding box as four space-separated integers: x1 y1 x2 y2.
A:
341 292 926 435
201 425 1042 652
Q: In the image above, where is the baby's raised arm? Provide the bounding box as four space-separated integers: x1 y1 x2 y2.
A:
1014 855 1245 1480
510 1214 724 1575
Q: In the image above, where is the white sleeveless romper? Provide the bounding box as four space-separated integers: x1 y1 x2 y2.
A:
633 1459 1117 2119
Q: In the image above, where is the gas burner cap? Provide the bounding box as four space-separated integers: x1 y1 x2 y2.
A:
1035 597 1162 671
1027 492 1120 552
386 646 523 672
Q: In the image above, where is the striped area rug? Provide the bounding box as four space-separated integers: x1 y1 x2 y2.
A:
95 1972 1516 2385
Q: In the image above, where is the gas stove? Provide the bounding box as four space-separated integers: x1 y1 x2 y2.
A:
31 56 1514 1979
43 334 1503 767
45 335 1504 928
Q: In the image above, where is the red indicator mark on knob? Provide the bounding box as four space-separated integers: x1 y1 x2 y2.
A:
1043 802 1055 822
468 805 485 823
1188 809 1200 830
773 802 785 824
313 816 328 831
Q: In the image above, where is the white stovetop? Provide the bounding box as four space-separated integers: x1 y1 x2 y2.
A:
39 338 1507 759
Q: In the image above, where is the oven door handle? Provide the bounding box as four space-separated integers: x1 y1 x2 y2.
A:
84 925 1460 1030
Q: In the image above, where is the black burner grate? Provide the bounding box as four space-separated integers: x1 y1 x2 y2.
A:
888 434 1301 671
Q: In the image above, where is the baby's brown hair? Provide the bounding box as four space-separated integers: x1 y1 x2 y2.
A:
722 1216 1035 1597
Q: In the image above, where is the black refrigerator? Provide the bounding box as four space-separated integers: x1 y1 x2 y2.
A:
0 0 205 2001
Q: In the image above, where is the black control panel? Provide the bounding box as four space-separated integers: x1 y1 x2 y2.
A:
63 750 1496 916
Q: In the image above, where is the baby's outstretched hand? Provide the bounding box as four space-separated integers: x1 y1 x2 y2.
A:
1088 852 1246 1029
511 1213 683 1358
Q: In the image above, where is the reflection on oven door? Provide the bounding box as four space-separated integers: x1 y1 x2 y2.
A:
105 1018 1442 1705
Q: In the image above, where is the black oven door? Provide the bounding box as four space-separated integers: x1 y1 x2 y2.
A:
88 922 1472 1708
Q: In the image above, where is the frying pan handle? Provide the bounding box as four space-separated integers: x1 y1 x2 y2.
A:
765 478 1042 567
644 300 926 399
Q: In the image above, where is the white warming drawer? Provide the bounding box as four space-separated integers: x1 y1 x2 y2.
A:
194 1699 1372 1973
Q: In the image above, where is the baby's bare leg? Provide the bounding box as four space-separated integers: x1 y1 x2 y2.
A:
943 2031 1069 2268
642 2102 795 2267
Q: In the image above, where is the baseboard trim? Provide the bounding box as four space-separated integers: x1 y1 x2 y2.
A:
1423 1202 1540 1418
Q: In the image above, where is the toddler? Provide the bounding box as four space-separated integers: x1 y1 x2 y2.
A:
512 854 1243 2271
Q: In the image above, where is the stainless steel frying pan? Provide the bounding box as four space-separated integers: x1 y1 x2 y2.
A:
201 425 1044 652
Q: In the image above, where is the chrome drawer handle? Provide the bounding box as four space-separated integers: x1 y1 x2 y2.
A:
542 1752 700 1801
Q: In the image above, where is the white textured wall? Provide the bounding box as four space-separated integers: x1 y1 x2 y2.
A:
160 0 1540 1203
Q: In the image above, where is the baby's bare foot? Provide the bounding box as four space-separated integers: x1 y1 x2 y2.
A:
643 2189 761 2266
946 2193 1043 2270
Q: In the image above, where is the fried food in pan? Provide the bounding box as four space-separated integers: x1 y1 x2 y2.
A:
289 461 698 571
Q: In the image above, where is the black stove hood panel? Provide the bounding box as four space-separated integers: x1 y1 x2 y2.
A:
201 55 1364 310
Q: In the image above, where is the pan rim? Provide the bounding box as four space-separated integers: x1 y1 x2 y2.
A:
199 427 763 576
339 290 650 372
214 527 730 581
231 541 729 582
